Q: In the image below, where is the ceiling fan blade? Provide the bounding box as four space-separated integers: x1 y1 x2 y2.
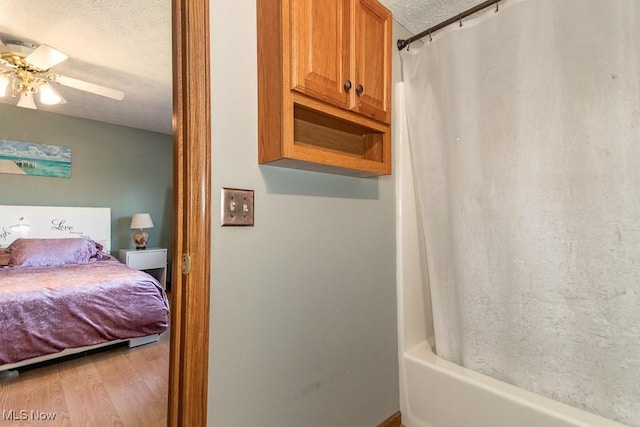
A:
25 44 68 70
53 75 124 101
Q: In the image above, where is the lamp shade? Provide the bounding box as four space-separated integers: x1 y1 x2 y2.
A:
17 93 37 109
130 213 154 229
0 74 9 97
39 82 66 105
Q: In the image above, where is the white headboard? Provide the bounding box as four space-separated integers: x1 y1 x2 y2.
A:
0 205 111 253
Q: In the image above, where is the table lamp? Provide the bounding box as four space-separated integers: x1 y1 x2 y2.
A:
130 213 154 250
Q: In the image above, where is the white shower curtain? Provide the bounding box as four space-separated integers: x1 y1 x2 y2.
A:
399 0 640 424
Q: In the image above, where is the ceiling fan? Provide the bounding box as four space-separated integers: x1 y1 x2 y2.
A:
0 37 124 110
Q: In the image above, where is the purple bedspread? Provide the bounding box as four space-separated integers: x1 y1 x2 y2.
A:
0 258 169 365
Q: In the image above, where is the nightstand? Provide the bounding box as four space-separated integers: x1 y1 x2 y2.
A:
117 247 167 289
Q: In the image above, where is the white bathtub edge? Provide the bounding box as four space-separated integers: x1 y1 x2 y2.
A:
401 341 627 427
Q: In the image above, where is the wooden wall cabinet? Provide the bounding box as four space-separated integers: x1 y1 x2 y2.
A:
258 0 392 178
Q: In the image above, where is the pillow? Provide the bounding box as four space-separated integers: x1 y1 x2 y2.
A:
0 248 8 267
7 238 107 268
92 241 112 261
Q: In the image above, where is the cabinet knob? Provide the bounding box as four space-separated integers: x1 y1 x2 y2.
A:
344 80 352 91
356 84 364 95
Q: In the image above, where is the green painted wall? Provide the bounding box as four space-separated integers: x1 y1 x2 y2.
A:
0 104 173 255
208 2 399 426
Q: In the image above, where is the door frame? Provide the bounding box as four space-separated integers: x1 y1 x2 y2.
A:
168 0 211 425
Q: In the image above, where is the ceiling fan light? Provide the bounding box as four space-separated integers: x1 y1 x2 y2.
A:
39 82 64 105
17 92 37 109
0 74 9 97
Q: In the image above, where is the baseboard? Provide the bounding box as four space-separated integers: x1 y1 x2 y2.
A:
378 411 402 427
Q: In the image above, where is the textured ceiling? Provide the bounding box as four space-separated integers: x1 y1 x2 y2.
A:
0 1 476 136
381 0 485 34
0 0 172 135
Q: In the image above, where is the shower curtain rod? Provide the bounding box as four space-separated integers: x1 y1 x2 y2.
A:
397 0 500 51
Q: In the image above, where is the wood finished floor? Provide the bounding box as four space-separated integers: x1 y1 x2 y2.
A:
0 333 169 427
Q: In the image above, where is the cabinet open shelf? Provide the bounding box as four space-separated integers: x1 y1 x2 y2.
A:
294 105 385 162
261 103 390 178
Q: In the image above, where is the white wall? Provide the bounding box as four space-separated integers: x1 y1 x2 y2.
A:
392 22 439 427
392 21 433 349
208 1 399 426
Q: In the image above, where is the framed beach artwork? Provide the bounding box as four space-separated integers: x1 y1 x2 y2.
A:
0 138 71 178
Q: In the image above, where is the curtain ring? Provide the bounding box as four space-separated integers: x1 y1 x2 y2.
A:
459 14 463 27
495 0 499 12
428 30 432 42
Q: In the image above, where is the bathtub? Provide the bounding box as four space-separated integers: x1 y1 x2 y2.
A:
400 340 625 427
395 110 626 427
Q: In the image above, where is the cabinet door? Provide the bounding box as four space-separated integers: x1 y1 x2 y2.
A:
354 0 391 123
290 0 351 109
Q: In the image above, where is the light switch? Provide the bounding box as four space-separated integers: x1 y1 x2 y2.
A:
221 188 254 226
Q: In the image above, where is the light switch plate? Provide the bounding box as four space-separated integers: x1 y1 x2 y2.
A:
221 188 254 226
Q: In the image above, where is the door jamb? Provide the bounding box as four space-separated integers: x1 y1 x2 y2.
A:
168 0 211 425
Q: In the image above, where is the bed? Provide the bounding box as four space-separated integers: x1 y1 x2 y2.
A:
0 205 169 373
